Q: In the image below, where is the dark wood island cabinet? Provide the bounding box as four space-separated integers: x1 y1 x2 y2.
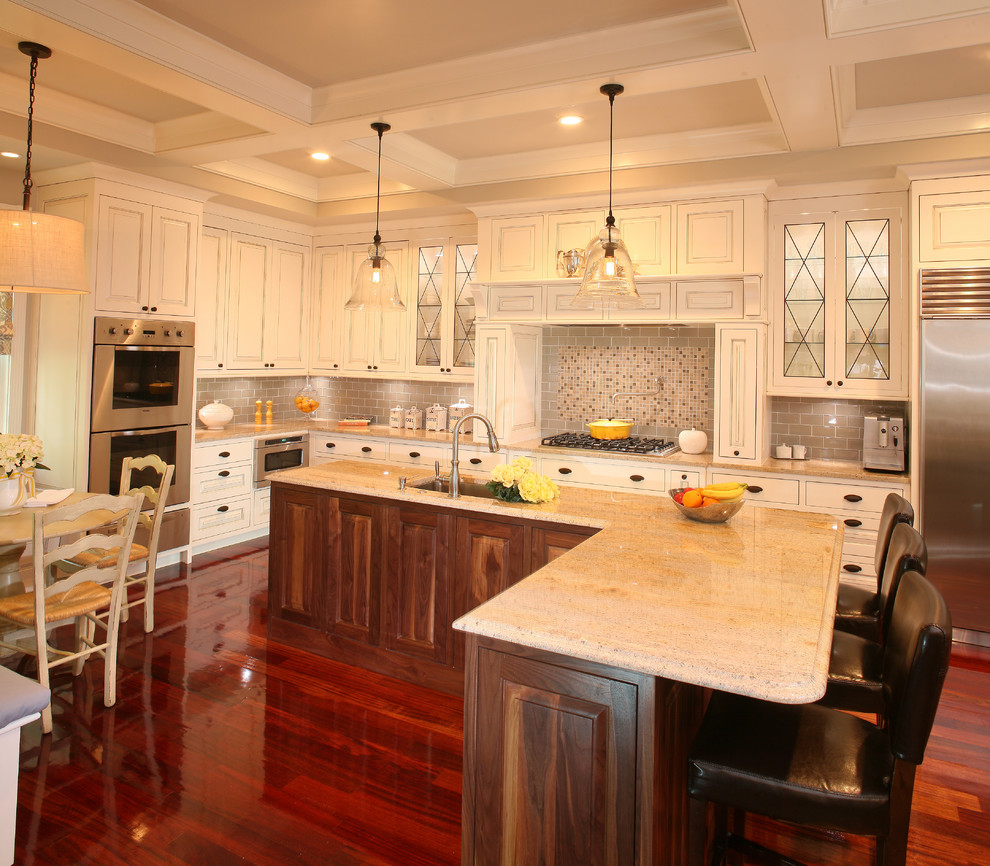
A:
268 480 597 693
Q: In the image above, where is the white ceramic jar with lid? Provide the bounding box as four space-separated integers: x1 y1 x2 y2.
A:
198 400 234 431
677 428 708 454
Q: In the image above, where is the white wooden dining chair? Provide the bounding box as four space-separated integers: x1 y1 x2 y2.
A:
59 455 173 634
0 493 141 733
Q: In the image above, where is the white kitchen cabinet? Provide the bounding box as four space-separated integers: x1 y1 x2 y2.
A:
408 239 478 379
252 487 271 530
674 280 743 320
341 241 409 374
386 441 448 468
310 433 387 464
456 446 507 474
614 205 672 276
225 232 309 373
195 226 228 373
309 245 345 374
675 199 744 274
474 324 542 444
95 196 199 317
488 215 545 281
714 324 768 463
538 454 665 493
546 210 602 274
917 187 990 262
768 194 907 398
191 440 255 544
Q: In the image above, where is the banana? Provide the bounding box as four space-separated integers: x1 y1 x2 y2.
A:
704 482 748 492
700 483 747 501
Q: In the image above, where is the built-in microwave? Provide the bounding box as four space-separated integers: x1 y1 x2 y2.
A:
254 434 308 487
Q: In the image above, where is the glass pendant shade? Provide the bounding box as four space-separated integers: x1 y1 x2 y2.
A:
345 241 406 311
0 209 89 294
573 222 640 307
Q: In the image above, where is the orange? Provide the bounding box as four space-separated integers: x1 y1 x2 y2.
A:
702 497 719 507
682 489 704 508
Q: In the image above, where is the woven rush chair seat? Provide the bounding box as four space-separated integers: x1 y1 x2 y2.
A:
0 582 111 625
67 542 149 569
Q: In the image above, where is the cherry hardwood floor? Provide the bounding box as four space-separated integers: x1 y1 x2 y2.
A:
9 539 990 865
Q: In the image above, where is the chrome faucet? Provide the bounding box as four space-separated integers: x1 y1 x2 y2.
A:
450 413 499 498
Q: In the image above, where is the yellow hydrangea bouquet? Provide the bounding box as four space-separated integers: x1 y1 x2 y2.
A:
486 455 560 504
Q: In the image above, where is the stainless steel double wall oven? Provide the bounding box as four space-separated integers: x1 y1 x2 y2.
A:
89 317 195 506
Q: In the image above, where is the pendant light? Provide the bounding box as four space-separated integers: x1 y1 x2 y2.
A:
0 42 88 295
573 84 640 307
344 122 406 311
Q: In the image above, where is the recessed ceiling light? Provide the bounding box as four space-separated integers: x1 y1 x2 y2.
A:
558 115 583 126
311 152 330 161
1 151 20 159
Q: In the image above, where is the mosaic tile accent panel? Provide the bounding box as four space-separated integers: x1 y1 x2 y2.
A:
195 376 472 426
542 326 715 440
769 397 909 462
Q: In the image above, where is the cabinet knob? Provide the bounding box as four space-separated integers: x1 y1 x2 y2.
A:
219 451 230 458
150 306 157 312
409 451 421 458
373 365 378 370
843 493 863 503
218 362 223 368
469 458 482 465
325 442 336 449
217 505 229 513
141 306 149 312
218 470 230 478
333 364 339 369
558 467 572 475
837 380 843 386
748 485 764 493
361 446 372 453
367 365 372 370
733 450 740 456
844 518 862 527
843 563 862 573
826 380 833 386
629 474 644 482
680 473 688 480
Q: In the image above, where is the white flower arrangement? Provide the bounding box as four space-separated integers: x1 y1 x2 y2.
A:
486 455 560 504
0 433 48 477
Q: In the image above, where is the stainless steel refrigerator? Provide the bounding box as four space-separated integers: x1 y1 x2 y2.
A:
920 267 990 642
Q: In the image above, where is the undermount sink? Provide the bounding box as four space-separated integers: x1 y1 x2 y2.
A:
410 476 497 499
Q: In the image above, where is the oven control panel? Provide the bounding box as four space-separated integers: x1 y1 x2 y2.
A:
94 317 195 347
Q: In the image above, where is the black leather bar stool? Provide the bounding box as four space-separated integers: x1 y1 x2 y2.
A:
687 570 951 866
822 522 927 715
835 492 914 640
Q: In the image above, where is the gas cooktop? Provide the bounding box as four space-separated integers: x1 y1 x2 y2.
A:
541 433 680 456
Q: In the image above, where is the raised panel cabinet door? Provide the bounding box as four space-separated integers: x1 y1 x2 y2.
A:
195 227 228 372
328 496 383 646
384 505 452 663
715 325 762 461
490 215 545 280
269 484 326 629
919 189 990 262
226 233 269 369
265 241 309 371
148 206 199 316
341 244 379 371
529 525 598 572
374 240 409 373
675 199 744 274
310 245 344 372
95 196 152 313
469 647 639 866
613 204 672 276
452 516 526 669
674 280 743 321
547 210 602 274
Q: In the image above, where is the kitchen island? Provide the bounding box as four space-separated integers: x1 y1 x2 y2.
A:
267 460 843 865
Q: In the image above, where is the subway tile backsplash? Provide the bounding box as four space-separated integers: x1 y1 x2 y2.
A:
542 325 715 441
770 397 909 461
195 376 472 426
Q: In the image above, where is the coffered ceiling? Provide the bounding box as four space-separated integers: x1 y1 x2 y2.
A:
0 0 989 224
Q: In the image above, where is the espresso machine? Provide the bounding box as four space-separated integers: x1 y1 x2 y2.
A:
863 415 906 472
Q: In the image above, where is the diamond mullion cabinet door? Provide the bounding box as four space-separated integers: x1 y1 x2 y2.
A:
196 226 229 373
94 196 153 314
310 245 345 374
147 206 199 316
225 232 270 370
262 241 309 373
715 324 769 463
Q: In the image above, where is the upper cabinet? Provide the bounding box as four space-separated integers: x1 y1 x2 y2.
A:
768 193 907 399
310 245 346 374
914 177 990 264
95 196 199 318
408 238 478 380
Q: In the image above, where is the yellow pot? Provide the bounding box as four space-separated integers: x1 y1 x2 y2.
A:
586 419 634 439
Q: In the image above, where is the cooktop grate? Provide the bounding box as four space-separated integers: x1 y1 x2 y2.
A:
541 433 679 455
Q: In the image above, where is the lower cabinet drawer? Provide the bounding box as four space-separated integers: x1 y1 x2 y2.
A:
709 472 799 506
386 442 448 466
541 457 664 492
668 468 703 490
457 449 507 474
838 553 877 581
193 439 253 469
193 462 253 503
192 496 253 541
805 481 901 513
311 436 387 461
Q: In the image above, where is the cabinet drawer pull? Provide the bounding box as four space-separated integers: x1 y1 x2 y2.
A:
218 470 230 478
843 563 862 573
409 451 421 458
361 446 372 453
629 474 644 482
325 442 336 449
217 505 229 513
843 494 863 503
219 451 230 458
469 458 482 465
844 518 863 528
557 467 572 475
747 485 764 493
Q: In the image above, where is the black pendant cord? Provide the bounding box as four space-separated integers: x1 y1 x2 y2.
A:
370 121 390 248
606 89 615 227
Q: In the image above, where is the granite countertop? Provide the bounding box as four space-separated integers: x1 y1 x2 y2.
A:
272 460 844 704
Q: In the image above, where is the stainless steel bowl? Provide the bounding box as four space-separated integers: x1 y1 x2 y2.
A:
668 488 744 524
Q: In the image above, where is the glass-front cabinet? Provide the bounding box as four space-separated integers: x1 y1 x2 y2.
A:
409 239 478 378
769 194 906 398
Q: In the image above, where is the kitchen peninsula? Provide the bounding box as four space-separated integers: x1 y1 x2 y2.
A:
267 459 843 865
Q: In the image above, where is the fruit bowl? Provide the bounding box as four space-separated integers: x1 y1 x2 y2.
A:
669 488 744 524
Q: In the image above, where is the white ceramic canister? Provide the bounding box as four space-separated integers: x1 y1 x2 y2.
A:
677 428 708 455
389 405 407 428
404 407 424 430
198 400 234 431
448 398 473 434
